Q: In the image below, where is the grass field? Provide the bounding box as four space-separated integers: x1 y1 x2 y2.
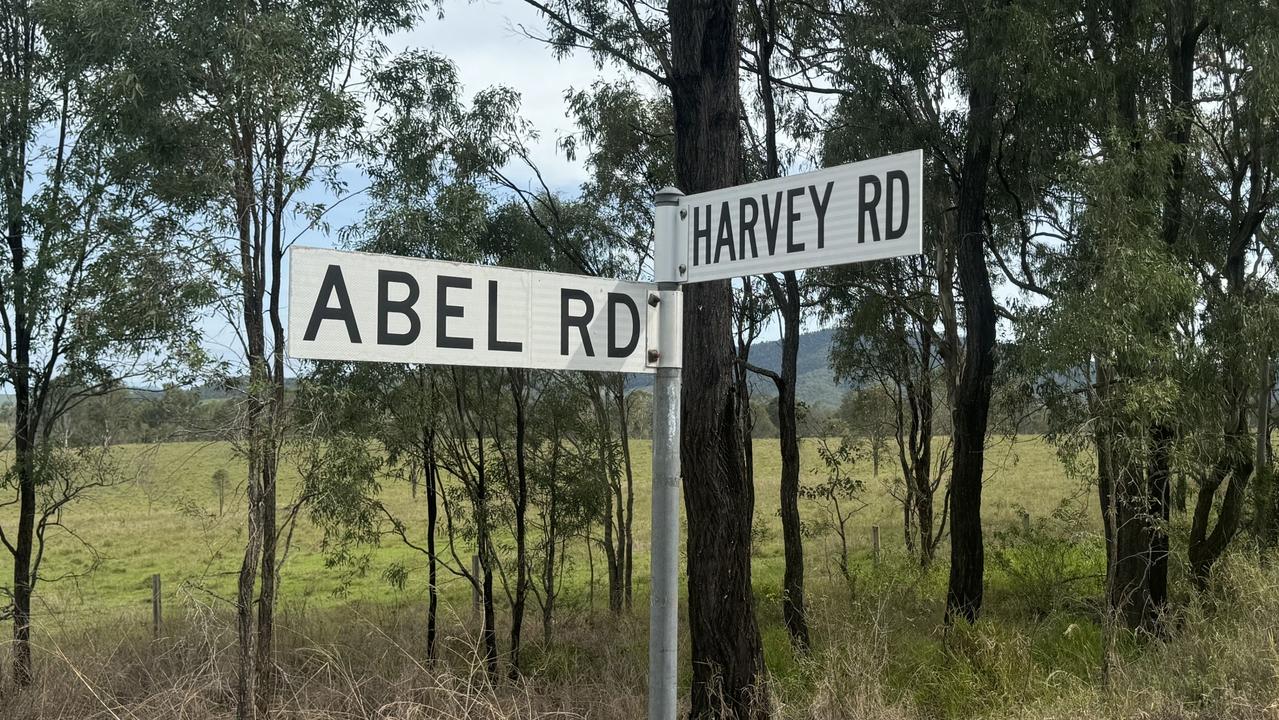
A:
13 434 1085 619
3 434 1277 719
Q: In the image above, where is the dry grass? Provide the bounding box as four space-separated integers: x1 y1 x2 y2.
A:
0 598 647 719
4 554 1277 719
1 436 1277 718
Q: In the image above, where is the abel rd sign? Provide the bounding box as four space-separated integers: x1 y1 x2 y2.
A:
678 149 922 282
287 247 657 373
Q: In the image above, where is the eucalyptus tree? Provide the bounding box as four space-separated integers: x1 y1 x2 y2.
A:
778 0 1094 622
354 45 655 670
294 361 447 661
525 372 604 645
1011 1 1279 634
89 0 424 713
435 366 508 678
668 0 772 713
825 259 952 567
565 81 676 608
1172 1 1279 582
735 0 823 647
0 0 212 686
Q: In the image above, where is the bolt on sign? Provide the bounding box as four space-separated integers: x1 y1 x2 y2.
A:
678 149 923 283
287 247 657 374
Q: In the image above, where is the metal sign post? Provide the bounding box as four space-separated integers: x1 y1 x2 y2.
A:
647 187 684 720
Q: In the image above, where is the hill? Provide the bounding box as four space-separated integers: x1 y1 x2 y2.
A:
629 327 847 409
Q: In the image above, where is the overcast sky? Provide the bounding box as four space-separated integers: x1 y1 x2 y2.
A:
387 0 621 192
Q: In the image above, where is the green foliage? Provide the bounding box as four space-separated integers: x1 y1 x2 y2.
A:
299 432 385 572
988 503 1104 618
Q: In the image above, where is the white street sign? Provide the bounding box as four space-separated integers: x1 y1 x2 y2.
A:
287 247 658 374
679 149 923 283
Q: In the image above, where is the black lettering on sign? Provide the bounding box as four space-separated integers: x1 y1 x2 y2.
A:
377 269 419 346
810 181 834 249
693 204 712 267
859 175 882 243
786 187 805 253
762 192 782 255
739 197 759 260
304 264 361 343
886 170 909 240
487 280 522 352
607 293 640 358
436 275 473 350
561 288 595 357
714 200 735 263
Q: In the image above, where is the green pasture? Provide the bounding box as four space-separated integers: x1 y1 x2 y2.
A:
8 434 1088 623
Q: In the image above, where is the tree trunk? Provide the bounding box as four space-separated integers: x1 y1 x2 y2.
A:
1257 355 1275 544
614 381 636 610
669 0 769 714
7 172 35 685
481 554 498 678
749 0 808 649
233 120 264 719
476 437 499 679
591 386 624 613
425 427 439 662
945 65 998 626
508 370 529 677
1146 424 1171 613
254 120 289 718
542 482 558 646
774 274 808 649
255 452 278 717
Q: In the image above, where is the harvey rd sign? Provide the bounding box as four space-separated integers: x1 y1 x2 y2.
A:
677 149 922 282
287 247 657 374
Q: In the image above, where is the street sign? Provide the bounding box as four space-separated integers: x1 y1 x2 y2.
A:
678 149 923 283
287 247 658 374
285 151 924 720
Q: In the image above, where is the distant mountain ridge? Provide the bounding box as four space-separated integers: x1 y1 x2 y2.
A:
18 330 846 409
629 327 846 409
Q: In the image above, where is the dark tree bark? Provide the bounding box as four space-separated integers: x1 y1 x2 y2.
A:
7 173 34 688
763 273 808 649
425 427 439 662
1093 0 1170 634
612 379 636 609
477 435 499 678
590 382 625 614
747 0 807 648
507 369 530 677
1257 356 1275 545
232 116 265 720
669 0 769 715
1146 425 1172 610
254 120 288 718
945 63 998 625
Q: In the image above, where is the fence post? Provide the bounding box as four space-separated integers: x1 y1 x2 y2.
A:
871 525 881 566
151 573 162 638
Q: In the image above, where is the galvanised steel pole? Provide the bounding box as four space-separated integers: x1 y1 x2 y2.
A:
648 187 685 720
